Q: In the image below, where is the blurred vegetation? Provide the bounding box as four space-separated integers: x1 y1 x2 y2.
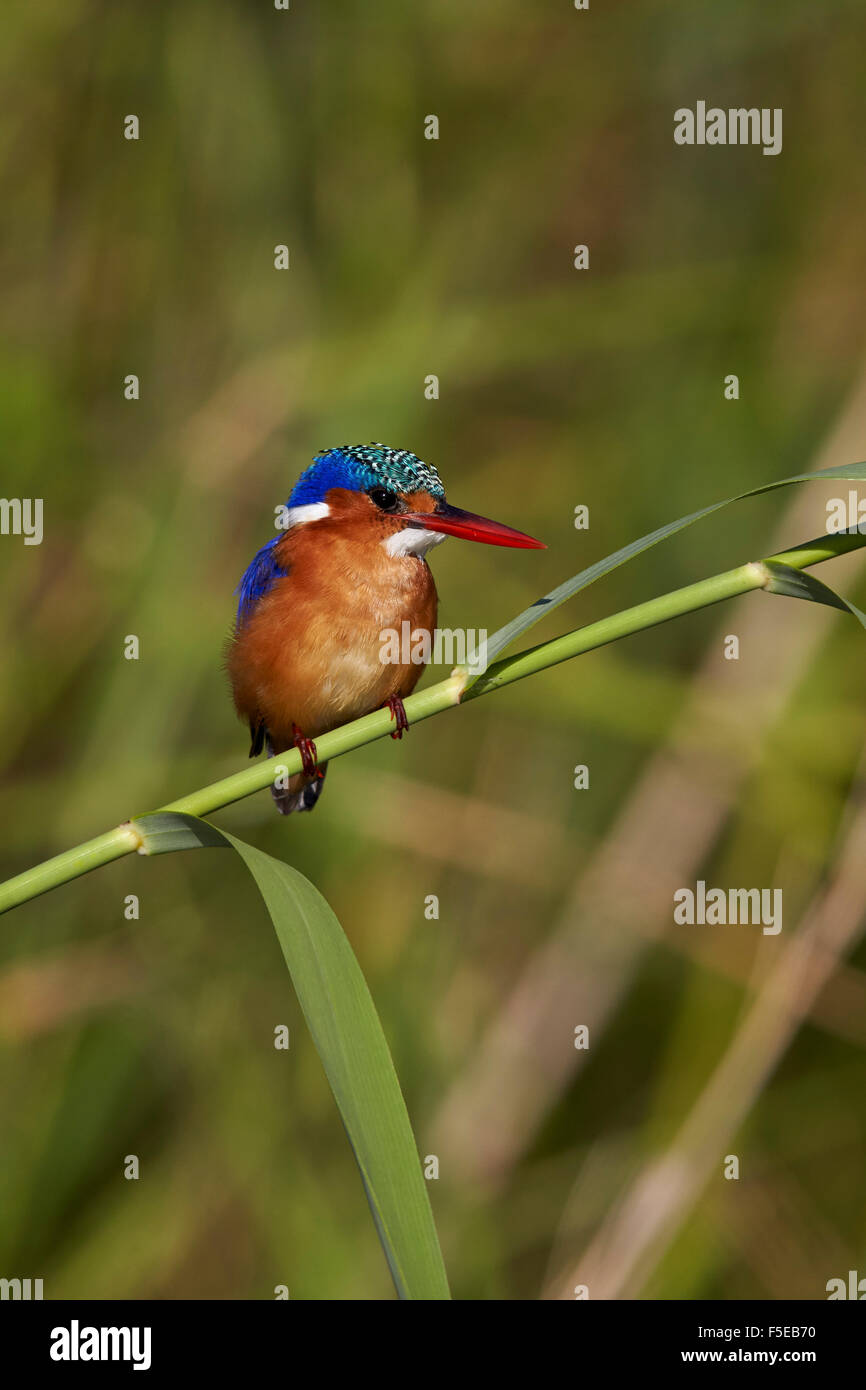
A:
2 0 866 1299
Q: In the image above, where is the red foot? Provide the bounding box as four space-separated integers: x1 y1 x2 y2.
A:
385 695 409 740
291 722 320 778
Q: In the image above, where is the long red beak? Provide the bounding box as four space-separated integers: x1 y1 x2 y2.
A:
403 501 546 549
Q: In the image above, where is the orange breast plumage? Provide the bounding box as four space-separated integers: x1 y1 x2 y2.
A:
227 503 438 753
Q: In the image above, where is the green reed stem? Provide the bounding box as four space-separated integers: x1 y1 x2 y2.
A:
2 530 864 916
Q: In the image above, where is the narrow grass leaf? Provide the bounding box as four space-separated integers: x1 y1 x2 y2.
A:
761 561 866 627
132 811 450 1301
477 460 866 680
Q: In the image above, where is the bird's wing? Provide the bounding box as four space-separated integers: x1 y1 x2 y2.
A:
235 537 289 626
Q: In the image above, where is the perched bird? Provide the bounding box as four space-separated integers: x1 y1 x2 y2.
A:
227 443 544 814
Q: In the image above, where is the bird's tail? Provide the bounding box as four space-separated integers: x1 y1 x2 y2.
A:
264 731 328 815
271 765 328 815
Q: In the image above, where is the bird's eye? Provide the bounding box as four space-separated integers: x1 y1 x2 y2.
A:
368 486 399 512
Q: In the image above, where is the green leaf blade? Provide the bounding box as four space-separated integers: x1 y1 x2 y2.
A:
761 560 866 628
477 460 866 681
132 812 450 1301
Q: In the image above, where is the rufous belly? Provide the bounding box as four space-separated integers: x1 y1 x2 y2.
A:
228 541 437 749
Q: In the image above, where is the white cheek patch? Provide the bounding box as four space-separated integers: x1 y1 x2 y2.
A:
276 502 330 531
383 527 446 558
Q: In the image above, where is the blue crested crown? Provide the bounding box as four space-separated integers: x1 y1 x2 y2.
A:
289 443 446 506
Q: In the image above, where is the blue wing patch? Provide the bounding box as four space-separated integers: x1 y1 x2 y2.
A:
235 537 288 626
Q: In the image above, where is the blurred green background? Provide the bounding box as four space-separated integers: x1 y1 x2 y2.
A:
2 0 866 1299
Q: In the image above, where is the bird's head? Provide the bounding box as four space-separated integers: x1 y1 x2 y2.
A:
284 442 546 556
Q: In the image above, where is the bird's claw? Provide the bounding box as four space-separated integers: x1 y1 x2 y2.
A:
385 696 409 740
291 722 319 778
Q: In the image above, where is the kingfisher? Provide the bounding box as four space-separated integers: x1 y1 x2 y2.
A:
227 443 545 814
